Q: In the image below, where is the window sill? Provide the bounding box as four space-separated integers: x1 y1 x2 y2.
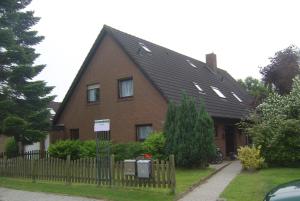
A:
117 96 134 102
86 102 100 106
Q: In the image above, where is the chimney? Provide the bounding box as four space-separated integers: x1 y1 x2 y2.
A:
206 53 217 72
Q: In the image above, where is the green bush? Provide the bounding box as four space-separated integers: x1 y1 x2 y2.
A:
48 140 82 160
143 132 166 160
237 146 265 170
48 140 143 161
164 94 215 168
5 138 18 158
112 142 144 161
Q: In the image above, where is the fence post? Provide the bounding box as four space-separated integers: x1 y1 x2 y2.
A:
4 155 7 177
66 155 71 185
31 159 36 183
169 154 176 194
110 154 115 187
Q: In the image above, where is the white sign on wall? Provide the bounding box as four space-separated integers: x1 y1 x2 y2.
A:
94 119 110 132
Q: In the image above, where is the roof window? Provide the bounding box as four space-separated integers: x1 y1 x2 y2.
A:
211 86 226 98
232 92 243 102
138 42 151 53
193 82 205 93
187 60 197 68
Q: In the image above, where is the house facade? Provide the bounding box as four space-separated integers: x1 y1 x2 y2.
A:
52 25 252 156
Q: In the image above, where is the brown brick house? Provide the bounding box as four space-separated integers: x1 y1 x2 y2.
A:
52 25 253 156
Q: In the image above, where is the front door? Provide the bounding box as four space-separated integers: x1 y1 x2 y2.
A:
225 126 236 155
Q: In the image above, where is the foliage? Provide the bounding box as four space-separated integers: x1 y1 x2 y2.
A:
48 140 82 160
143 132 166 160
237 76 270 106
112 142 144 161
237 146 265 170
164 93 215 168
241 76 300 166
5 138 18 158
0 0 55 147
48 140 143 161
260 45 300 95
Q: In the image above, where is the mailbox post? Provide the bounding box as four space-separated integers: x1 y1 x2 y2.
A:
94 119 111 185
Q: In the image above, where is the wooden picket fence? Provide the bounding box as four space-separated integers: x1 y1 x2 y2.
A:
0 153 176 192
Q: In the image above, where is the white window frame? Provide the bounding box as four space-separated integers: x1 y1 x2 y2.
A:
211 86 226 98
87 84 100 103
232 92 243 102
138 42 152 53
193 82 205 94
186 60 197 68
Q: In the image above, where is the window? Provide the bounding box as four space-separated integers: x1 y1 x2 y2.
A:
211 86 226 98
87 84 100 103
186 60 197 68
193 82 205 93
231 92 243 102
70 129 79 140
118 78 133 98
136 124 153 141
139 42 151 53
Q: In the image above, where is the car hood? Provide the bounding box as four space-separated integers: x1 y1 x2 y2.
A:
264 180 300 201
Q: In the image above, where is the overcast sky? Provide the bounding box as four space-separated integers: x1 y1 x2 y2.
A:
28 0 300 102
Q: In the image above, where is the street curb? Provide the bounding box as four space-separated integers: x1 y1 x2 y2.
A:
175 161 232 201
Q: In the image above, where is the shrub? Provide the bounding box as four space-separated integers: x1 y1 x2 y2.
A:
164 94 215 168
48 140 82 160
237 146 265 170
112 142 144 161
143 132 166 160
5 138 18 158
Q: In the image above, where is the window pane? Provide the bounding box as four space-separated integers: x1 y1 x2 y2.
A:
120 79 133 97
87 87 100 102
138 125 153 140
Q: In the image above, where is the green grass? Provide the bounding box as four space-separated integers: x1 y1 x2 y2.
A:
0 167 214 201
176 167 214 193
221 168 300 201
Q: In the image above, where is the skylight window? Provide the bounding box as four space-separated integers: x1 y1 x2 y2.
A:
187 60 197 68
232 92 243 102
193 82 205 93
211 86 226 98
138 42 151 53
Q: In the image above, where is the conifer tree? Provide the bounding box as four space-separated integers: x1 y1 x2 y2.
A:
0 0 54 150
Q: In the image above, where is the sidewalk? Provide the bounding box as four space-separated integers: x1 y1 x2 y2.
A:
0 187 103 201
179 160 242 201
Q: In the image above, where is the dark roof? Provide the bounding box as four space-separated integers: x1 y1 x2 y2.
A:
54 25 252 123
49 101 60 113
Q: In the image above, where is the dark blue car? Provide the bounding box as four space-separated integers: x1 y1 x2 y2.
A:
264 180 300 201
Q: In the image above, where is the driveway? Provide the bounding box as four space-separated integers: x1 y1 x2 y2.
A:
179 160 242 201
0 187 104 201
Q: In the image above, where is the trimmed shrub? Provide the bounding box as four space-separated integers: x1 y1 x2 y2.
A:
5 138 18 158
237 146 265 170
48 140 82 160
112 142 144 161
143 132 166 160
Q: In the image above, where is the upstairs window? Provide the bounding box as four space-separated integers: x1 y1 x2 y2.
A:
232 92 243 102
136 124 153 141
187 60 197 68
118 78 133 98
138 42 151 53
87 84 100 103
193 82 205 94
211 86 226 98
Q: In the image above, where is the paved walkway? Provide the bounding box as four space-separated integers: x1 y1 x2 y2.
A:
179 160 242 201
0 187 104 201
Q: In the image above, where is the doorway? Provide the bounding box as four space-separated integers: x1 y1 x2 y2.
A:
225 125 236 156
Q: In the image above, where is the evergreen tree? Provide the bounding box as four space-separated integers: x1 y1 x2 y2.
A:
164 93 215 168
0 0 54 150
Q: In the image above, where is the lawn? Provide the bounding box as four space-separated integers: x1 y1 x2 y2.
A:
0 167 214 201
221 168 300 201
